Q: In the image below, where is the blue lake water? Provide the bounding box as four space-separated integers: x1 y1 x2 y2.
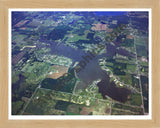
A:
94 11 127 16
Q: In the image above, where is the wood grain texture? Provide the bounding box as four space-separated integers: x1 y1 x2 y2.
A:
0 0 160 127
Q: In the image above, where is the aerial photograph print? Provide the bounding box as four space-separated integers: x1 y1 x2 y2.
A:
10 9 150 118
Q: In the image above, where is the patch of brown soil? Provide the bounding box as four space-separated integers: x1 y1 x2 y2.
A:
46 65 69 79
80 107 92 115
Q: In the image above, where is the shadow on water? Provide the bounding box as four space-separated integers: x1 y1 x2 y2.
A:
97 73 131 103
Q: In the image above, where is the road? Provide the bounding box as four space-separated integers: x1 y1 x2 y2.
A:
131 24 145 114
20 84 40 115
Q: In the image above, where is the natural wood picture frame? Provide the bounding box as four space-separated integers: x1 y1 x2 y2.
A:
0 0 160 128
